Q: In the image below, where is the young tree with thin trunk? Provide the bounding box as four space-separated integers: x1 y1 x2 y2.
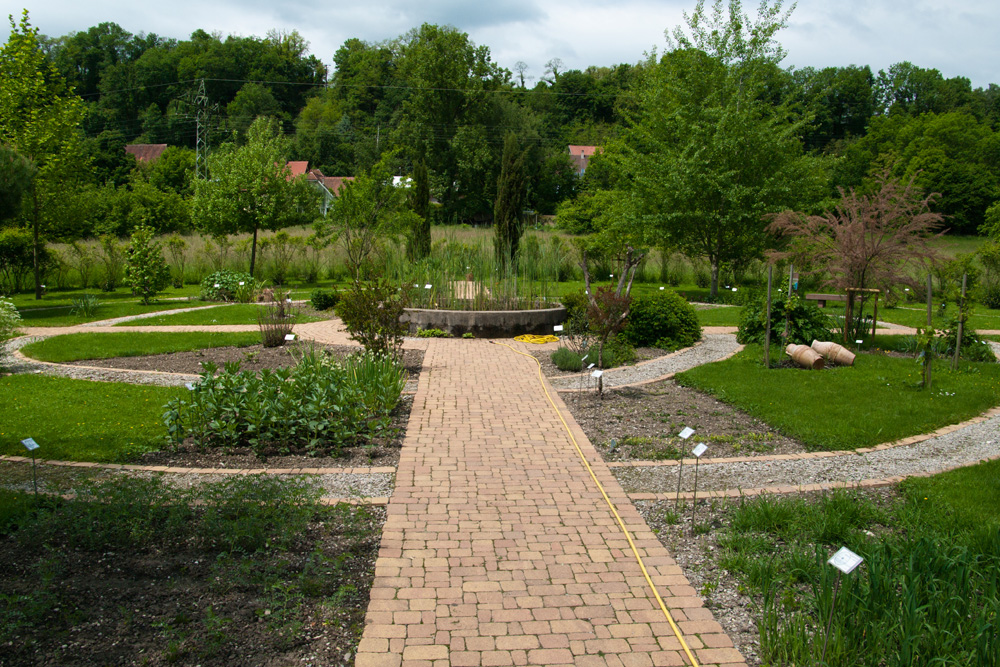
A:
193 116 316 277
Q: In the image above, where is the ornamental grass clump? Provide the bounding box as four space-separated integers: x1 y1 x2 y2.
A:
257 293 296 348
162 350 406 459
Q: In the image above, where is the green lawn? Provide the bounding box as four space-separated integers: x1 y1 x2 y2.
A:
675 344 1000 450
16 300 196 327
0 376 183 461
19 332 262 363
695 306 741 327
117 303 325 326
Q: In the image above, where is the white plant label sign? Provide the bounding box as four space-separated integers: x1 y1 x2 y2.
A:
285 334 296 341
591 369 603 378
678 426 695 440
828 547 864 574
587 363 596 370
553 325 564 332
21 438 39 451
692 443 708 458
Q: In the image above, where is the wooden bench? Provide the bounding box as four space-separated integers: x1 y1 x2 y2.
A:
804 293 848 308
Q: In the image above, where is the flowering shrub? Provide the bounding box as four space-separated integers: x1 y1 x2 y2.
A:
0 296 21 337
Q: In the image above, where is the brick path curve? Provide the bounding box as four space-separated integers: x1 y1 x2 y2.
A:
355 338 744 667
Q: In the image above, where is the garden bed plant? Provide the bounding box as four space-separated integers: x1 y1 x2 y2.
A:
164 350 407 459
0 475 383 667
638 459 1000 667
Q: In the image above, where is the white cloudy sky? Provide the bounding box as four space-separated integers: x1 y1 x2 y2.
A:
9 0 999 88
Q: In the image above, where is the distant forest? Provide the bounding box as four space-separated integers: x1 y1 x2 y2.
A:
27 20 1000 233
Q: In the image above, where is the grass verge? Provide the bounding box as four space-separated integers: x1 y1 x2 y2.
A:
0 375 182 461
123 304 323 326
713 460 1000 666
20 332 262 363
675 344 1000 450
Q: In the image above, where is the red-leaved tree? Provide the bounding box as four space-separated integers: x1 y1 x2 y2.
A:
768 167 945 297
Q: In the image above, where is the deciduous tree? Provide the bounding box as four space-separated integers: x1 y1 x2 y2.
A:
193 116 316 277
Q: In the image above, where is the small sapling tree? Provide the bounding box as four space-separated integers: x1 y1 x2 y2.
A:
123 224 170 304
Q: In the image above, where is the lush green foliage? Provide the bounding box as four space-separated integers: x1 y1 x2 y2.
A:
121 303 322 327
19 331 260 362
163 351 405 458
336 277 410 359
200 269 254 302
719 463 1000 666
309 288 340 311
676 344 1000 450
737 294 833 346
624 290 701 350
0 375 183 461
123 224 170 304
193 117 316 277
0 227 48 294
0 144 35 220
0 296 21 336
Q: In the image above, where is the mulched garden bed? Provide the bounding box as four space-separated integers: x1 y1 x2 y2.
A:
0 503 385 667
562 379 806 460
67 341 424 381
138 395 412 469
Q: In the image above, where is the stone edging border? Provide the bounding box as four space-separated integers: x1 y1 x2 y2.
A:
12 348 201 379
0 456 395 476
607 405 1000 469
545 339 707 383
628 450 1000 502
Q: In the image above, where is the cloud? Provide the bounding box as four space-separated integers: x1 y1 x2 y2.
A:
12 0 1000 87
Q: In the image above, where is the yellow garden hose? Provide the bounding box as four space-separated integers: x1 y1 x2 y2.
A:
512 334 560 344
492 340 701 667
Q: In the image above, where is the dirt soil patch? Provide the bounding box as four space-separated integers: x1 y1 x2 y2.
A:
563 379 805 461
67 342 424 381
138 395 412 469
637 487 899 667
531 346 672 378
0 504 385 667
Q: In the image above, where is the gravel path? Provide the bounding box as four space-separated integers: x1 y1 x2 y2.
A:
548 333 742 390
80 303 222 326
614 414 1000 494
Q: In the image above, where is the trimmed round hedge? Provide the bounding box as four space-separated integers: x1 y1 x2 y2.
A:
624 290 701 350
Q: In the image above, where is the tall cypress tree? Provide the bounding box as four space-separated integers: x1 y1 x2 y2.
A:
494 133 529 272
408 152 431 259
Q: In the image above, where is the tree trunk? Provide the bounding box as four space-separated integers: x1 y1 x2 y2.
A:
249 226 259 278
710 258 719 299
32 188 41 300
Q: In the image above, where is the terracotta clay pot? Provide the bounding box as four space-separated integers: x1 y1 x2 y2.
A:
811 340 856 367
786 344 825 370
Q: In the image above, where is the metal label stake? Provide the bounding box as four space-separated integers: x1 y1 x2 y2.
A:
690 443 707 533
675 427 694 509
21 438 40 498
822 547 864 664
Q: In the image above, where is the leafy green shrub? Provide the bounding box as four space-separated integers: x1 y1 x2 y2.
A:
310 288 340 311
123 224 171 304
605 333 637 365
336 277 410 359
552 347 583 371
0 297 20 337
416 328 451 338
941 313 996 363
201 270 254 302
559 290 589 325
624 290 701 350
0 227 42 294
737 294 833 346
976 278 1000 310
162 350 405 459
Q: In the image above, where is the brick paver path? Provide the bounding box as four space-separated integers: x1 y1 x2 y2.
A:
356 339 745 667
